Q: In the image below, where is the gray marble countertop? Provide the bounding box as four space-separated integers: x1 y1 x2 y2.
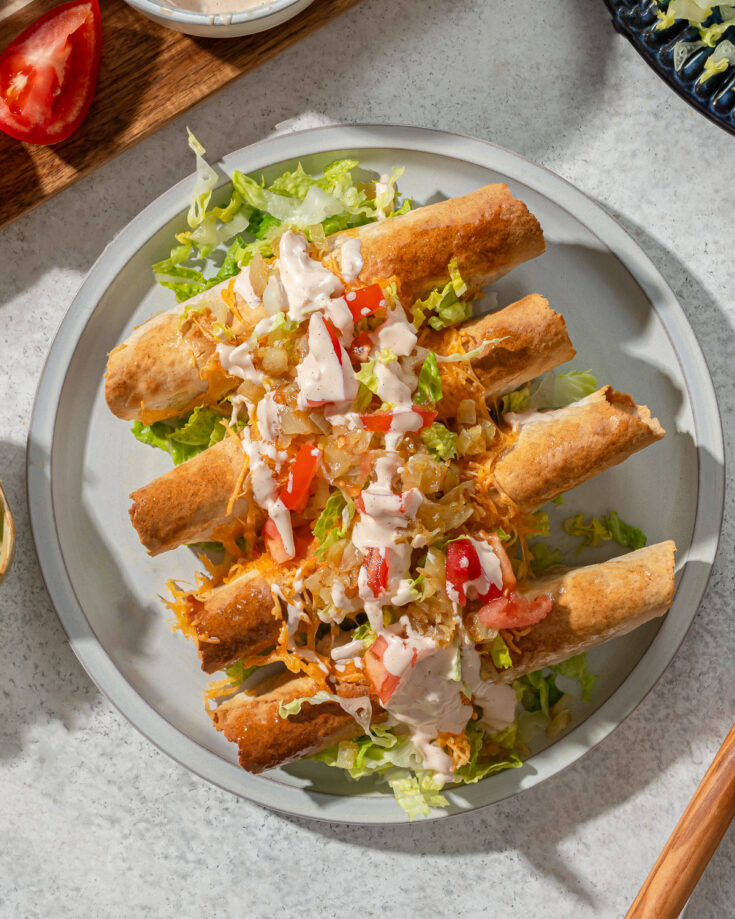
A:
2 1 734 916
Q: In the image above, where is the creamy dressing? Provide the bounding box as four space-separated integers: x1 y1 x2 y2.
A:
232 265 260 309
166 0 267 12
339 238 363 283
241 428 294 558
296 312 358 409
279 230 343 321
255 392 282 442
461 642 517 733
217 341 262 385
371 302 417 357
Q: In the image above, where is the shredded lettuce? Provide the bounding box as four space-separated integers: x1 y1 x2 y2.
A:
490 633 513 669
564 511 647 552
313 491 355 559
352 621 377 648
501 386 530 415
421 423 458 461
386 771 450 819
455 722 522 786
551 653 597 703
153 146 409 301
131 407 230 466
224 661 258 684
529 542 564 574
414 351 442 405
355 359 379 394
528 369 598 410
410 258 473 330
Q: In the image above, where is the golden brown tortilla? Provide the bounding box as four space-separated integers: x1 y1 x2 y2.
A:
211 542 675 772
106 184 545 422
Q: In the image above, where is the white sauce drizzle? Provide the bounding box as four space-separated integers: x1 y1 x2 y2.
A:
339 237 363 283
279 230 343 322
296 312 357 409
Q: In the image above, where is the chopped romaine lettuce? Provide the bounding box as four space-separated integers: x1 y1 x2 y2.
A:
131 406 230 466
490 633 513 669
564 511 647 552
414 351 442 405
529 542 564 574
501 386 530 415
410 258 473 330
421 423 458 461
528 369 598 410
551 653 597 702
313 491 355 559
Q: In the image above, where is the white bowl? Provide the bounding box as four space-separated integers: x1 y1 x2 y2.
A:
123 0 315 37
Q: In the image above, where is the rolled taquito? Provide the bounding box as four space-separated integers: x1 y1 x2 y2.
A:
212 672 387 774
106 184 544 423
428 293 575 418
472 386 665 522
129 434 251 556
184 553 285 674
130 383 661 560
496 540 676 680
211 541 676 773
324 183 545 304
129 296 574 556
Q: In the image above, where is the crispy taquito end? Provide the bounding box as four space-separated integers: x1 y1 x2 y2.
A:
327 183 545 303
211 543 675 771
105 280 266 423
129 435 250 556
211 673 386 773
473 386 665 521
105 308 233 424
493 541 677 680
426 294 575 418
185 555 284 673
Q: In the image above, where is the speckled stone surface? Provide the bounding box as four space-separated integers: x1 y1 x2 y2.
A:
1 1 734 916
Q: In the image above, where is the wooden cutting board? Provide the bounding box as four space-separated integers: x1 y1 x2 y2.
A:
0 0 364 230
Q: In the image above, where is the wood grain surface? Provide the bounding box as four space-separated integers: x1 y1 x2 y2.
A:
0 0 364 230
625 722 735 919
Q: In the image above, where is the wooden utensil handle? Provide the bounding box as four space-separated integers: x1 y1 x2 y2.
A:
626 722 735 919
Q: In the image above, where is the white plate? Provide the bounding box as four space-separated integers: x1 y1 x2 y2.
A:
27 125 724 824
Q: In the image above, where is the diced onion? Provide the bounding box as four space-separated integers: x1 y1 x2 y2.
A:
261 346 288 376
457 399 477 425
249 252 268 298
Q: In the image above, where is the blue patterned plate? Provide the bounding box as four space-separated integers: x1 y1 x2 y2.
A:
604 0 735 135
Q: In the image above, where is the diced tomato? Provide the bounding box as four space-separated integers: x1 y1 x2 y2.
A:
280 443 321 513
412 406 438 429
364 636 401 703
446 538 483 606
345 284 386 323
348 332 373 363
263 518 291 564
478 591 553 630
0 0 102 145
362 547 388 598
359 412 393 433
322 317 343 365
359 407 438 433
479 582 503 603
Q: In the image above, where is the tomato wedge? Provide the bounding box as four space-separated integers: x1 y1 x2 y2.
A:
478 592 553 630
322 317 343 365
279 443 320 513
0 0 102 145
344 284 386 323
